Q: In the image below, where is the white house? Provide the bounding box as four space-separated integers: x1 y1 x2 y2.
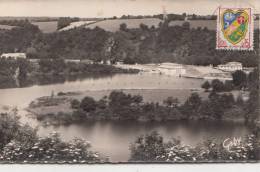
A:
0 53 26 59
217 62 243 72
81 59 94 64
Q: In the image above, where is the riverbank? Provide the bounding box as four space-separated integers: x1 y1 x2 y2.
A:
0 59 139 89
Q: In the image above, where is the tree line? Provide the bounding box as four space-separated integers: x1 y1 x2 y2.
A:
34 84 258 125
0 19 259 67
0 58 138 88
201 69 259 92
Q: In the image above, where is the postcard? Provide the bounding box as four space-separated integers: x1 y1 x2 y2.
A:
0 0 259 165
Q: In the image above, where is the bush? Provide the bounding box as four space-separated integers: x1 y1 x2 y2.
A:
224 81 234 91
71 99 80 109
129 132 260 162
0 132 101 163
129 131 165 161
232 70 247 88
0 112 37 149
201 81 211 91
57 92 66 96
0 112 103 163
211 79 225 92
80 97 97 112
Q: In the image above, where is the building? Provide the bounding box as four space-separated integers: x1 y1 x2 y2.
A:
80 59 94 64
157 63 186 76
65 59 81 63
0 53 26 59
217 62 243 72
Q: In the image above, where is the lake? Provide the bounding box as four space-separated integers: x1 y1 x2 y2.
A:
0 73 252 162
0 73 204 107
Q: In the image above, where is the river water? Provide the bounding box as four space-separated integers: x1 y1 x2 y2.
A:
0 73 251 162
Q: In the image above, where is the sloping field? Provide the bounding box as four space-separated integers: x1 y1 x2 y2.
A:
0 24 16 30
59 21 96 31
32 21 58 33
169 20 259 30
85 18 163 32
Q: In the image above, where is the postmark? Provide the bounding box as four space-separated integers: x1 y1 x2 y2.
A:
216 7 254 50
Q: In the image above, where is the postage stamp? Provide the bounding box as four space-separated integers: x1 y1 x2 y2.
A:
216 7 254 50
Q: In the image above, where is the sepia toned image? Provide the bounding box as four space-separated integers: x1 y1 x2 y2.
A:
0 0 259 164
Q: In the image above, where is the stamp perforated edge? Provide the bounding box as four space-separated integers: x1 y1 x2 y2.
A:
216 7 254 51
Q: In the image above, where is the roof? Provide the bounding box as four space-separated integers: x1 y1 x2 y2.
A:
1 53 26 58
226 62 242 65
218 62 242 67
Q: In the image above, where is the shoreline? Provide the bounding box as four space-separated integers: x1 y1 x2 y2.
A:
26 89 246 126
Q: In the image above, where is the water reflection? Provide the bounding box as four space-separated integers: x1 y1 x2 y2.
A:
36 120 251 162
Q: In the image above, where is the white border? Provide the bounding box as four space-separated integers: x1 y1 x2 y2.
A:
0 164 259 172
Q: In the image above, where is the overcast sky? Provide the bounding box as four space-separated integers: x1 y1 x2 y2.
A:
0 0 259 18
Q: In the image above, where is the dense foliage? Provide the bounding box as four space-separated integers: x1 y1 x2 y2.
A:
201 69 259 92
0 19 33 27
0 112 102 163
0 58 138 88
0 20 258 67
129 131 259 162
35 83 258 124
57 17 80 30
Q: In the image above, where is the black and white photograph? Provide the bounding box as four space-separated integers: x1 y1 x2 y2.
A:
0 0 259 164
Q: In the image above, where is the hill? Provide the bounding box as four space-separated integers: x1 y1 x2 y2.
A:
85 18 163 32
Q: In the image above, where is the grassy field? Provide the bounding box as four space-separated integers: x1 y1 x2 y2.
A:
85 18 163 32
32 21 58 33
0 24 16 30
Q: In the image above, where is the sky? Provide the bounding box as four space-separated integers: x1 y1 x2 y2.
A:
0 0 259 18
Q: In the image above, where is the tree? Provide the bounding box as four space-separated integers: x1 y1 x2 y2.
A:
224 81 234 91
71 99 80 109
219 93 235 109
247 69 258 89
185 93 202 109
0 112 37 149
57 17 80 30
80 96 97 112
140 23 149 31
211 79 225 92
131 95 143 105
236 94 244 106
207 92 224 119
119 23 127 31
232 70 247 88
201 81 211 92
163 97 179 108
182 22 190 30
182 93 202 117
129 131 165 161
